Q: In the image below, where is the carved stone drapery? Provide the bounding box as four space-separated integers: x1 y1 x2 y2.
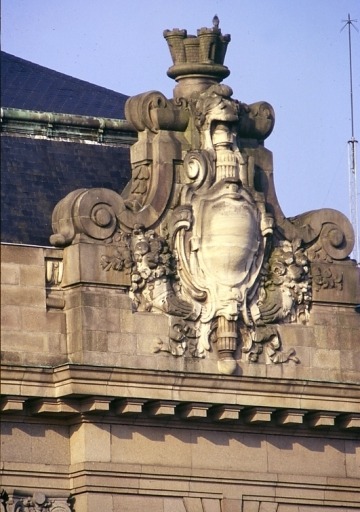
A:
50 18 356 374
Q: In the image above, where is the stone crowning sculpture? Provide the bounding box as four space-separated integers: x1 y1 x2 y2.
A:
50 18 355 374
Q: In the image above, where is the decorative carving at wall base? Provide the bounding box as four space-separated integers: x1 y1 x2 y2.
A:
0 491 73 512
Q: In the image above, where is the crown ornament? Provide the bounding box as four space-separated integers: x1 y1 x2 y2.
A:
164 15 231 83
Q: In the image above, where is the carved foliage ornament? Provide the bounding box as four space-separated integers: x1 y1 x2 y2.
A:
50 19 355 374
0 491 73 512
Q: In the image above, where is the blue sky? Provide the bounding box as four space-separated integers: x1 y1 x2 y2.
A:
2 0 360 223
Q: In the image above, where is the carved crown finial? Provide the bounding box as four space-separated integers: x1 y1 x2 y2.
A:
163 20 231 82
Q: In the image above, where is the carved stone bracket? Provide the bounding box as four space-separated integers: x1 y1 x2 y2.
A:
125 90 189 133
50 188 124 247
289 209 355 262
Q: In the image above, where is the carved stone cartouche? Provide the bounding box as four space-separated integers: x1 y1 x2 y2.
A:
170 83 271 373
50 18 355 375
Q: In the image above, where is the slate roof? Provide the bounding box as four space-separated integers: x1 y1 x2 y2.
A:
1 52 134 246
1 51 128 118
1 136 131 246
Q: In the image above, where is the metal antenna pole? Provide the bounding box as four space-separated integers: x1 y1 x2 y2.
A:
341 14 359 262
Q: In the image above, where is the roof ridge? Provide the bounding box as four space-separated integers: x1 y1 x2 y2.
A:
1 51 128 98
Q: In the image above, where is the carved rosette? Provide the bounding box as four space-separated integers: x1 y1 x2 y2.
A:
50 18 356 375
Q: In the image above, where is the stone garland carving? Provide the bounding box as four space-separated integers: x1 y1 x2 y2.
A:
238 239 310 364
101 224 192 316
100 229 133 273
50 18 355 374
256 241 311 325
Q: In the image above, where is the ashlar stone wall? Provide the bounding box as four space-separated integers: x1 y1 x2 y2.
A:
1 245 67 367
2 18 360 512
2 243 360 379
1 243 360 512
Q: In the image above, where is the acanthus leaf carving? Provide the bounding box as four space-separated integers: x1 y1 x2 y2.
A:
241 325 300 365
312 265 343 292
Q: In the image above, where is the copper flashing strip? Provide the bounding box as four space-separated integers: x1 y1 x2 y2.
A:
0 107 137 144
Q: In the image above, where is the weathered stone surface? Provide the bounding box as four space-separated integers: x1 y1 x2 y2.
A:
1 17 360 512
47 22 358 377
1 263 20 284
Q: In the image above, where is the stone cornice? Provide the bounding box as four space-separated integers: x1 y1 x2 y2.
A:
1 364 359 432
0 107 137 144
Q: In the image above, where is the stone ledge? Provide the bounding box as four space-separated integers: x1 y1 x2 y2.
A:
0 462 70 487
4 461 359 489
3 462 358 505
1 394 359 434
1 364 359 414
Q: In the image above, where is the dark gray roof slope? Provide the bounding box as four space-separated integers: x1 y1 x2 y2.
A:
1 135 131 246
1 52 135 246
1 51 128 118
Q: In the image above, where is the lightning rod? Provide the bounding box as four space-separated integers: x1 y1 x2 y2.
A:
341 14 359 263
